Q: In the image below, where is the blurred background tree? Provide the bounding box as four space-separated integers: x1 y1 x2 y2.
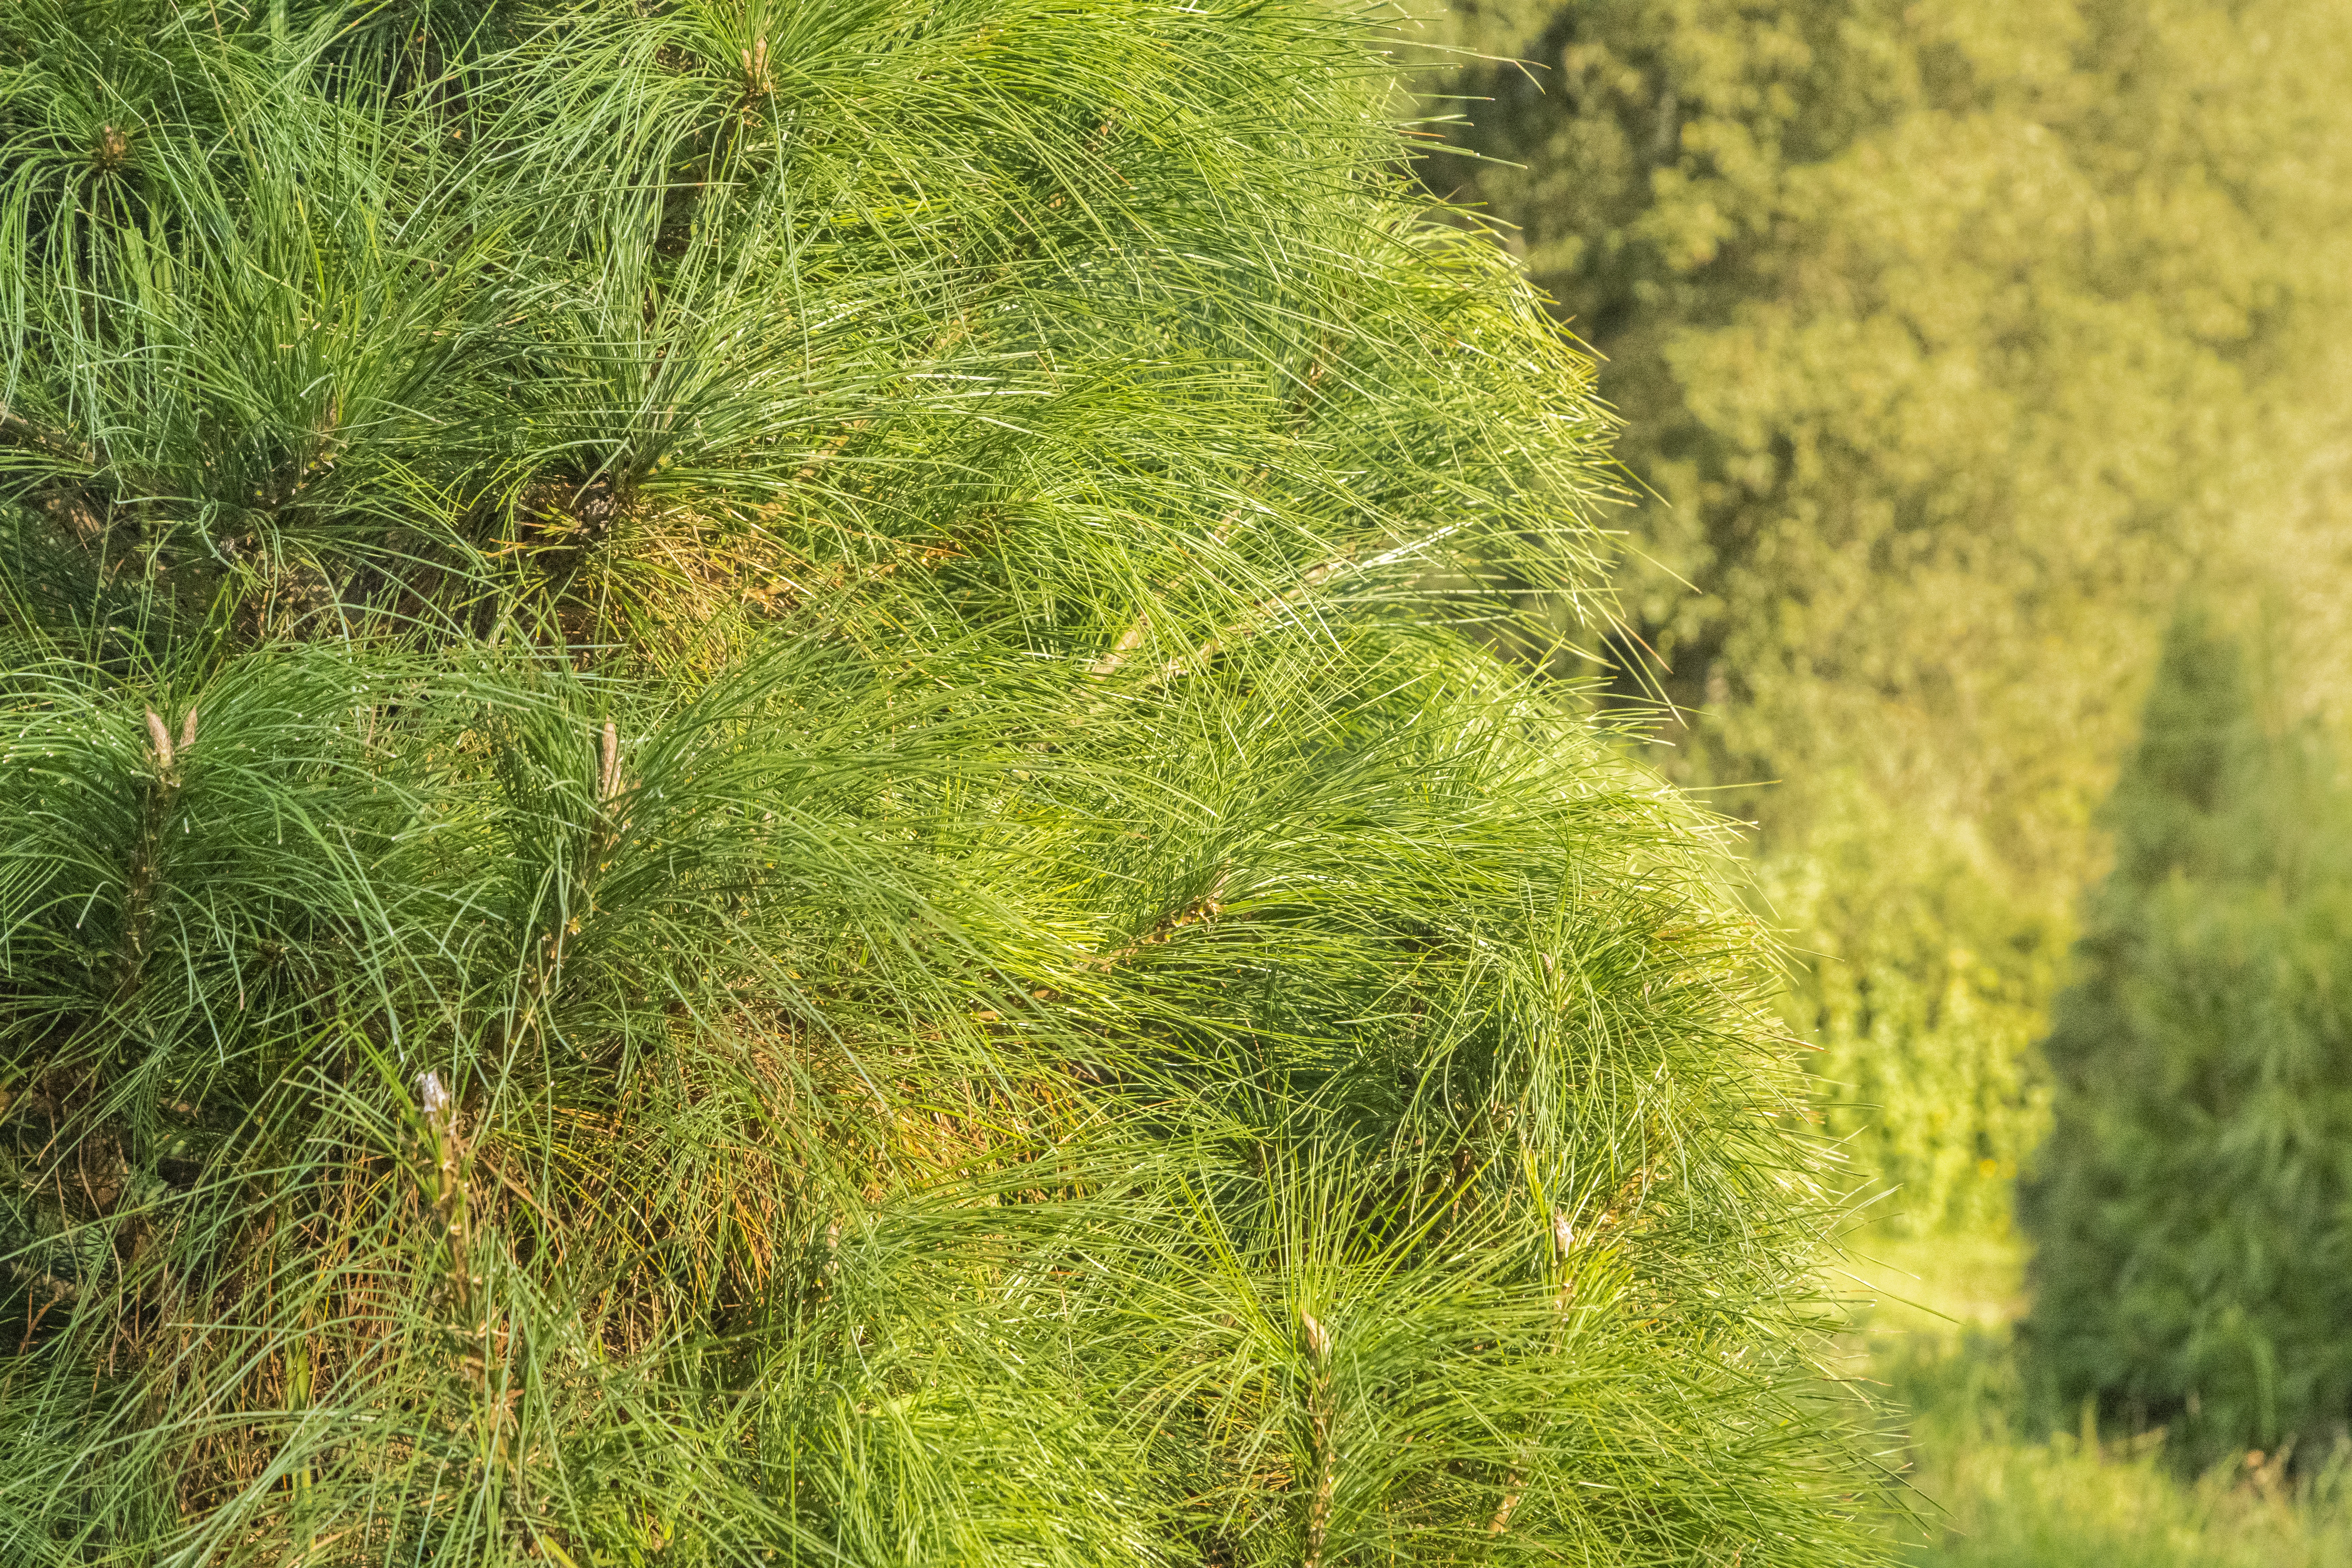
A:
2024 605 2352 1466
1405 0 2352 1233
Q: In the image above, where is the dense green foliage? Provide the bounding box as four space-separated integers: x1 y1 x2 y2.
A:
2022 610 2352 1464
1411 0 2352 1231
0 1 1876 1562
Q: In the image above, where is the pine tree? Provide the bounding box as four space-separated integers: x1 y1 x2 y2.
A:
2023 608 2352 1464
0 3 1875 1562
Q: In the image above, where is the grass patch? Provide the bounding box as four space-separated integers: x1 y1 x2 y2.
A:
1902 1425 2351 1568
1843 1225 2352 1566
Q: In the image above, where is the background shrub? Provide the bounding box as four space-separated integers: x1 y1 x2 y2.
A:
2024 608 2352 1464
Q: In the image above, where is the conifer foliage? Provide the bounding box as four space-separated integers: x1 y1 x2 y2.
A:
2025 610 2352 1465
0 3 1871 1562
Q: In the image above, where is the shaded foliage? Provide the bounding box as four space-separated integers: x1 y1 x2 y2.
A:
2024 608 2352 1466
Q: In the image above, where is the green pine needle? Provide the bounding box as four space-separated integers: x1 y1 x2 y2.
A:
0 3 1879 1563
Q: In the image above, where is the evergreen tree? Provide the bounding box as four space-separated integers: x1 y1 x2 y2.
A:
0 2 1875 1562
2023 608 2352 1464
